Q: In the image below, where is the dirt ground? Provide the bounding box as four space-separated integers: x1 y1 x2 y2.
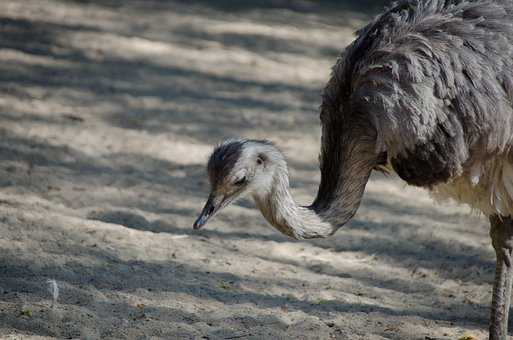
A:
0 0 501 339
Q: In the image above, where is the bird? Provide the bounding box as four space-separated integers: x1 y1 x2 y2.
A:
193 0 513 338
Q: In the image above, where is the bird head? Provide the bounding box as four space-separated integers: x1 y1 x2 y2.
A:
193 139 283 229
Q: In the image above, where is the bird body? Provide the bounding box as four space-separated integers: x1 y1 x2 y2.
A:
323 0 513 214
432 155 513 216
195 0 513 338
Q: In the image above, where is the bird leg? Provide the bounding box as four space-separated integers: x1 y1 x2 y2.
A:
489 215 513 340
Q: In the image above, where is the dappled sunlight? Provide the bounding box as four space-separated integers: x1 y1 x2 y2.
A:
0 0 496 339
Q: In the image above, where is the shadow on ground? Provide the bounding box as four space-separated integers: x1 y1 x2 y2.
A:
0 0 495 339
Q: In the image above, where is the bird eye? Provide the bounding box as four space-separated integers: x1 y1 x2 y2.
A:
234 177 247 186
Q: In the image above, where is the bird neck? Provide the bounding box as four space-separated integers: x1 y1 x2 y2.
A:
251 138 375 240
251 162 362 239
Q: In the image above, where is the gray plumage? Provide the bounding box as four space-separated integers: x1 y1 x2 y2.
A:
319 0 513 212
207 140 245 187
195 1 513 338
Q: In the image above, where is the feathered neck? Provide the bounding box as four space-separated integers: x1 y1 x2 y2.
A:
251 147 373 239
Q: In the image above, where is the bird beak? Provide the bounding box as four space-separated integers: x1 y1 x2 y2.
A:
193 193 224 230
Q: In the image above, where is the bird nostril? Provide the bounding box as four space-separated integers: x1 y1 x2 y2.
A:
207 205 215 216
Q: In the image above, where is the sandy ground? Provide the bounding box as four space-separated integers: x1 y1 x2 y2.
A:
0 0 502 339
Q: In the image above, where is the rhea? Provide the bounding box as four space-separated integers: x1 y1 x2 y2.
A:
194 0 513 338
